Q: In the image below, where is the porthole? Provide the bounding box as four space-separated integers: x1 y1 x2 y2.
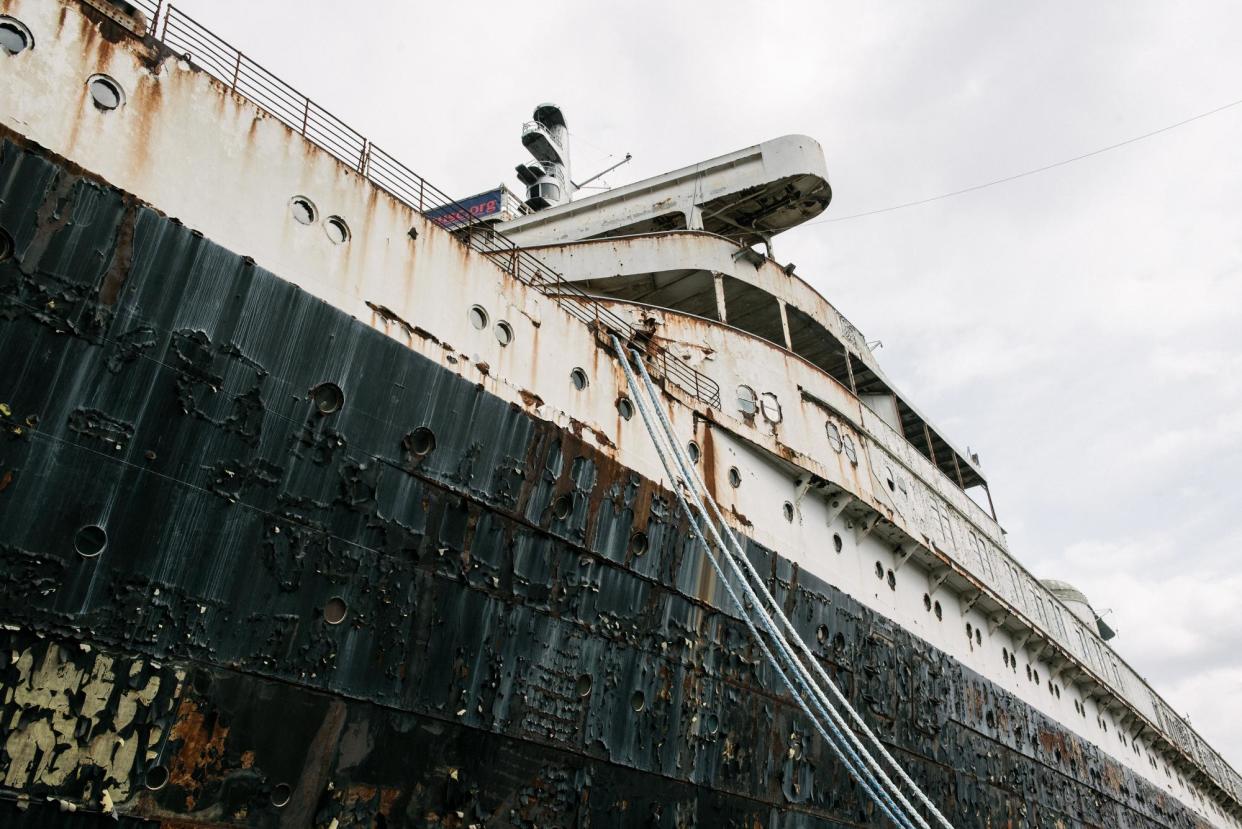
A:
570 367 589 390
311 381 344 415
687 440 701 463
468 304 489 330
144 765 169 791
1026 664 1032 681
405 426 436 457
886 569 896 591
575 673 593 697
975 629 982 646
705 713 720 735
966 622 973 640
736 384 757 416
727 466 741 488
324 216 350 244
816 624 829 644
0 17 32 56
825 420 843 452
1002 648 1010 666
842 435 858 465
74 524 107 558
616 397 634 420
494 320 513 347
934 600 942 620
759 391 782 423
87 73 125 111
551 493 573 520
884 466 896 492
833 533 843 553
782 501 794 523
289 196 317 225
923 593 932 612
271 783 293 808
323 596 348 625
628 531 648 557
874 561 883 579
630 691 646 712
1033 669 1040 685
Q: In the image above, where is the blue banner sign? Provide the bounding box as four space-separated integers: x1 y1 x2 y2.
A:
426 188 504 228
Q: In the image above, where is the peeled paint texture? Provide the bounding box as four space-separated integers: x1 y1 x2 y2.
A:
0 138 1226 828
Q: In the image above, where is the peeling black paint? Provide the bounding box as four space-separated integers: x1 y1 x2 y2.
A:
0 138 1227 828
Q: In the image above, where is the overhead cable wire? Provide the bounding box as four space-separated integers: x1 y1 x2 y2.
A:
800 94 1242 225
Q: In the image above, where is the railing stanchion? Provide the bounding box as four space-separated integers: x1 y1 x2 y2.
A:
300 98 309 136
230 50 241 91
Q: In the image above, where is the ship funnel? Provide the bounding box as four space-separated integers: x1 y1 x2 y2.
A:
516 103 571 211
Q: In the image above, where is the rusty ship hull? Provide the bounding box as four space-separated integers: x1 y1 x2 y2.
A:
0 135 1220 828
3 0 1242 826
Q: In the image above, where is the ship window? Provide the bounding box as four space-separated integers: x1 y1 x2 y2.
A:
616 397 634 420
760 392 782 423
727 466 741 488
826 420 843 452
144 765 169 791
311 382 344 414
494 320 513 346
468 304 489 330
290 196 317 225
736 385 757 415
271 783 293 808
833 533 843 553
74 524 107 558
0 18 32 55
687 440 701 463
886 569 896 590
87 74 124 111
923 593 932 611
323 596 348 625
324 216 350 244
934 600 942 620
842 434 858 465
570 367 588 390
782 501 794 522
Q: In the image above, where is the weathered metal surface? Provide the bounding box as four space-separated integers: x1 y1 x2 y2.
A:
0 138 1228 828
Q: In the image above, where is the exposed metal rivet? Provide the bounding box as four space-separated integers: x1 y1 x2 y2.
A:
575 674 592 697
270 783 292 808
144 765 169 791
74 525 107 558
406 426 436 457
311 382 343 415
630 691 645 712
551 493 572 521
628 531 648 557
323 596 347 625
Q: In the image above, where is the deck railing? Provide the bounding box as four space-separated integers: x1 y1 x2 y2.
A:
124 1 721 409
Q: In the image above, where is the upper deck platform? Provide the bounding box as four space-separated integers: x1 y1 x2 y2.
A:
497 135 832 249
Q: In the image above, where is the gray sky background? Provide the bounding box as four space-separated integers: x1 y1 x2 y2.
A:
175 0 1242 768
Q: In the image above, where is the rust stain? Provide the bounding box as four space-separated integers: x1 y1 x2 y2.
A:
0 470 13 492
518 389 544 409
165 695 229 809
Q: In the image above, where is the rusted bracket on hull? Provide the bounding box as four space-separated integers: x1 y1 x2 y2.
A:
960 590 983 614
854 511 881 544
988 613 1008 635
824 493 852 528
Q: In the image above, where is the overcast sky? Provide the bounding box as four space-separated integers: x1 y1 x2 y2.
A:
173 0 1242 768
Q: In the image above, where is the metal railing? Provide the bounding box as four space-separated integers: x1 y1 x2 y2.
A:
126 1 721 409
